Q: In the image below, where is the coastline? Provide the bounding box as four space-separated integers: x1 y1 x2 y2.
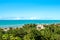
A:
0 23 60 31
0 23 60 28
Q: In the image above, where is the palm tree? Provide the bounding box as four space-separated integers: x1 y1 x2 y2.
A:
2 34 9 40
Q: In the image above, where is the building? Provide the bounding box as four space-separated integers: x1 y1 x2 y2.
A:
36 24 44 30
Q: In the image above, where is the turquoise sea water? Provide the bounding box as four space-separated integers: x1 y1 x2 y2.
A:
0 20 60 28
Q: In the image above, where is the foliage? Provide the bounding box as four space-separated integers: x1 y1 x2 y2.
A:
0 24 60 40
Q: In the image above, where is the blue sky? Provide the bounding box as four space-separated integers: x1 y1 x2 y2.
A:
0 0 60 20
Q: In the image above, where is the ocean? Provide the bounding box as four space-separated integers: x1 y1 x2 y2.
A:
0 20 60 28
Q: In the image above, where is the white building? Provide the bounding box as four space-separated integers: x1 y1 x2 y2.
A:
36 24 44 30
2 28 9 31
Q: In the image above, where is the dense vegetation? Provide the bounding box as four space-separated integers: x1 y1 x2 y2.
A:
0 24 60 40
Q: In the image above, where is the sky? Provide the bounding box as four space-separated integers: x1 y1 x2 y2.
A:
0 0 60 20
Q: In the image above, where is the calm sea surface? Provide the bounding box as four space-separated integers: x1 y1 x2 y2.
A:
0 20 60 28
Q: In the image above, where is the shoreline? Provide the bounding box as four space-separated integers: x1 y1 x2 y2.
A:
0 23 60 28
0 23 59 28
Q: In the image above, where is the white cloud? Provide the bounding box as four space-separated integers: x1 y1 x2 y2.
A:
9 17 21 20
30 17 40 20
14 17 21 20
5 17 21 20
0 17 40 20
